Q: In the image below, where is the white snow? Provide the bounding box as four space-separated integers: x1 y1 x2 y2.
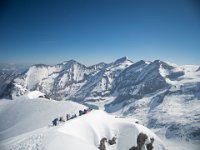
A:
0 97 166 150
26 91 45 99
107 92 200 150
0 97 86 142
179 65 200 83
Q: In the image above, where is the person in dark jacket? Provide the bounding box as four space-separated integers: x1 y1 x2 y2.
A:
66 114 70 121
52 118 59 126
71 114 77 119
83 109 88 114
59 116 65 123
79 110 84 116
88 108 93 112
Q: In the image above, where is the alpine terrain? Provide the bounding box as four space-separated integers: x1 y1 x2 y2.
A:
0 57 200 150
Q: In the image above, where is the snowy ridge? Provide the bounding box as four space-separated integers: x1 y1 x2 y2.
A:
0 96 166 150
0 98 86 142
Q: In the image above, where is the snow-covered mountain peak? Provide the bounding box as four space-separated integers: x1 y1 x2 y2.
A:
61 59 77 64
147 60 184 79
132 60 147 66
65 59 80 65
88 62 107 71
151 60 174 69
113 56 133 65
58 59 86 68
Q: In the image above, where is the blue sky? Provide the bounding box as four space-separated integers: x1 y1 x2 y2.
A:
0 0 200 65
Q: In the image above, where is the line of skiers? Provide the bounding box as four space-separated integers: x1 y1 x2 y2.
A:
52 108 92 126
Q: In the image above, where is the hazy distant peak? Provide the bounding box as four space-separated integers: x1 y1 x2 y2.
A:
67 59 78 64
61 59 77 65
58 59 86 68
88 62 107 70
152 60 175 70
114 56 132 64
136 60 146 64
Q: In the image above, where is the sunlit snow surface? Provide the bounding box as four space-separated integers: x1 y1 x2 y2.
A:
0 96 165 150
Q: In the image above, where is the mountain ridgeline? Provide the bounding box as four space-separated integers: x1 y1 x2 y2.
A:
1 57 132 100
2 57 199 102
1 57 200 142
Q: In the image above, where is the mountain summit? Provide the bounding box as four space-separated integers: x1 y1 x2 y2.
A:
113 56 132 64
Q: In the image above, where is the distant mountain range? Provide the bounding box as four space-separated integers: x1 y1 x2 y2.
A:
0 57 200 142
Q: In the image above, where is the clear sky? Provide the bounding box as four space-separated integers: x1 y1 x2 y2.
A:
0 0 200 66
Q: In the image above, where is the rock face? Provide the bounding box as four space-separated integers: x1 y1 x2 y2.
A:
1 58 200 142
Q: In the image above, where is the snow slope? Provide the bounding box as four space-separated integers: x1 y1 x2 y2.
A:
0 96 165 150
46 110 165 150
0 97 86 142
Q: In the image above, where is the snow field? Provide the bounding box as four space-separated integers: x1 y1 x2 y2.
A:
0 97 166 150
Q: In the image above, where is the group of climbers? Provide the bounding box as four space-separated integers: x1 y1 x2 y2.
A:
79 108 92 116
52 108 92 126
52 116 66 126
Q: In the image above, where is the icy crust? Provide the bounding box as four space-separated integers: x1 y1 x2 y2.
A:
0 99 166 150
